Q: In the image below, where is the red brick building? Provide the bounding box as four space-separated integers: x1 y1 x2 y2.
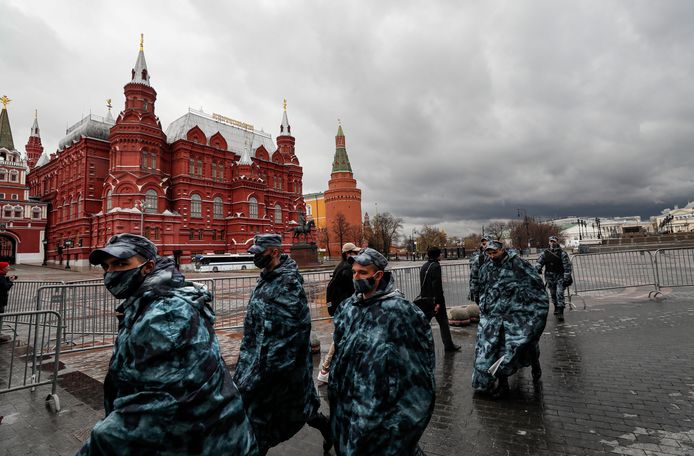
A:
27 39 306 269
0 97 48 264
323 124 362 256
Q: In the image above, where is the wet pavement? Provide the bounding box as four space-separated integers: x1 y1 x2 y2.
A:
2 289 694 455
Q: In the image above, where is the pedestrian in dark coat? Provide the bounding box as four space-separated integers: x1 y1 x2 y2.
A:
234 234 332 455
536 235 573 321
0 261 15 343
78 234 258 455
420 247 461 352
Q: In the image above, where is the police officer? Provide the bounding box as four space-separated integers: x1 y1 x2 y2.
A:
468 236 490 303
79 233 258 455
472 240 549 396
536 235 573 321
234 234 331 455
329 248 435 455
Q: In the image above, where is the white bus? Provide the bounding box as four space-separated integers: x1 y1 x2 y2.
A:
194 254 255 272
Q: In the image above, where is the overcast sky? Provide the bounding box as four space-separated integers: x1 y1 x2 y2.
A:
2 0 693 236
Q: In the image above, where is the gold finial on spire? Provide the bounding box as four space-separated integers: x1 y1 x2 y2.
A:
0 95 10 109
283 99 287 111
140 33 144 51
106 99 112 110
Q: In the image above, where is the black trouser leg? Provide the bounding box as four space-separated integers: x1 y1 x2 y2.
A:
434 303 455 349
307 410 333 452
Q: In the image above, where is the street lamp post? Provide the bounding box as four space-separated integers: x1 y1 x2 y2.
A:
135 199 145 236
595 217 602 240
577 218 583 241
64 239 73 270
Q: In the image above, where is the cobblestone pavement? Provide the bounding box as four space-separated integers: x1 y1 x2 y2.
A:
1 292 693 455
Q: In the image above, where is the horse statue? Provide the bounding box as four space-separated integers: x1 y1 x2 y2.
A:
289 211 316 243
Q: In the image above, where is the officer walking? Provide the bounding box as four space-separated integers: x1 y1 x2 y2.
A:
329 248 435 455
80 234 258 455
536 235 573 321
468 236 489 304
234 234 331 455
472 240 549 396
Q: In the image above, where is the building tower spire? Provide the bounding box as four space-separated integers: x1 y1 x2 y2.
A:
25 109 44 169
331 120 352 173
277 99 296 158
0 95 15 150
131 33 150 86
280 98 291 136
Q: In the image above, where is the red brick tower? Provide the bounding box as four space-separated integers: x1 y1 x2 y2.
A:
105 34 169 215
25 110 43 169
324 123 362 256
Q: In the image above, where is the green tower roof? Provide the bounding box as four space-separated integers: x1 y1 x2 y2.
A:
0 106 15 150
331 124 352 173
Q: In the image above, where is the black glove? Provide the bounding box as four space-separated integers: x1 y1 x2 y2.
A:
563 275 573 287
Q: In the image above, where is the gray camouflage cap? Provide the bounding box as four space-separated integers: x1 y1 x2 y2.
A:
484 240 504 251
248 233 283 254
89 233 157 265
348 247 388 271
549 236 559 242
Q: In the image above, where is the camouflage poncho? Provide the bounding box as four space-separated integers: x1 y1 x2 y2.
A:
472 251 549 392
233 254 319 454
468 249 489 303
78 257 258 455
328 273 436 456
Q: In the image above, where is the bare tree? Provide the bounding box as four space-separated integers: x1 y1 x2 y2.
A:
317 227 331 258
332 212 351 250
348 225 364 247
509 219 561 249
416 225 448 253
367 212 403 256
486 221 507 241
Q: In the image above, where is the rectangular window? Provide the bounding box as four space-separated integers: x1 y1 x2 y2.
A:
197 160 203 177
0 193 4 199
11 194 18 200
189 159 195 175
189 230 195 240
218 167 223 181
212 230 217 241
198 229 203 240
220 229 225 239
151 155 156 170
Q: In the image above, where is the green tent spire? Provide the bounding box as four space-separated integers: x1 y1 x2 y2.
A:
331 122 352 173
0 95 15 150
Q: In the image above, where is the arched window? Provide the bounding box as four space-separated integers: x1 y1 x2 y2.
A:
0 169 6 181
3 205 12 218
9 171 18 182
248 197 258 219
151 154 156 170
32 207 41 219
189 158 195 175
213 197 223 219
69 198 75 219
306 204 313 216
14 205 23 218
141 151 148 169
77 195 82 218
106 190 113 211
144 189 157 213
191 193 202 218
274 204 282 224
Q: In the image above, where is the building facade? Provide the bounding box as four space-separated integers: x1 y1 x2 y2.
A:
0 97 48 264
27 39 306 268
323 124 362 256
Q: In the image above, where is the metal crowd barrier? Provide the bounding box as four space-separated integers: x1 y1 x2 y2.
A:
653 247 694 289
8 281 65 313
570 250 659 295
0 310 62 413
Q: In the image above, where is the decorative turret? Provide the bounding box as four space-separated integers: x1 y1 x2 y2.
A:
331 121 353 174
0 95 15 151
25 109 44 168
131 34 150 86
122 34 157 114
277 99 295 158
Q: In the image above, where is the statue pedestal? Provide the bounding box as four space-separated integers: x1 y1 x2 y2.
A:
290 242 320 268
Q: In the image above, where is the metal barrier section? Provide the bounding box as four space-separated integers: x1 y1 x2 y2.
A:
653 248 694 288
0 310 63 412
8 281 65 313
570 250 658 294
36 285 121 353
390 262 475 306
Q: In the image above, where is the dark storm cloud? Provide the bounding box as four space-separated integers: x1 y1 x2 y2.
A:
3 0 694 236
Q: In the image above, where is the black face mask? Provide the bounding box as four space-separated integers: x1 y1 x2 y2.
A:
253 252 273 269
103 263 147 299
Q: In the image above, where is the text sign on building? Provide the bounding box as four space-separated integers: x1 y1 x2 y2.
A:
212 113 254 132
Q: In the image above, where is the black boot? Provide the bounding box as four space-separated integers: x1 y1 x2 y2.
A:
307 412 333 453
492 376 510 398
557 308 565 322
